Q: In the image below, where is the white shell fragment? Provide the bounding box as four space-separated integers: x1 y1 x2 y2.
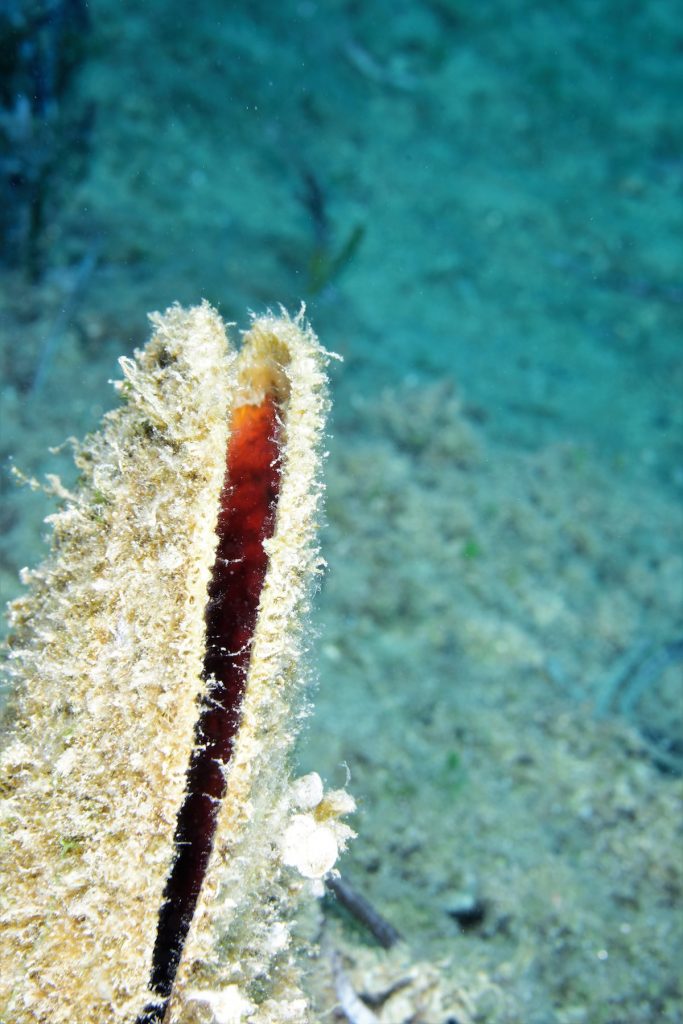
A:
185 986 255 1024
291 771 324 811
281 814 340 879
282 774 356 880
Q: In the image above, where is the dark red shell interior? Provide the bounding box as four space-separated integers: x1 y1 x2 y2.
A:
146 394 282 1009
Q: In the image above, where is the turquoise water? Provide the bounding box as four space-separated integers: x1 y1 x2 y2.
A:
1 2 682 1020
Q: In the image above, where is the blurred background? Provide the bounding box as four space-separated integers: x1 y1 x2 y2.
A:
1 2 682 1021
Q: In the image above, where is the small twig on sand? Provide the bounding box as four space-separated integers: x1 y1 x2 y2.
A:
595 641 651 719
343 37 418 92
595 638 683 773
327 942 380 1024
30 244 98 398
325 874 402 949
596 638 683 719
619 639 683 717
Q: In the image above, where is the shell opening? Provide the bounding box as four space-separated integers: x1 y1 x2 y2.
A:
139 383 284 1022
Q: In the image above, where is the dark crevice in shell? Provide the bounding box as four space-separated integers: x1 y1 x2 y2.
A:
137 395 282 1021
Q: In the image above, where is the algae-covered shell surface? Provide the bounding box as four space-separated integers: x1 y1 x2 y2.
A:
0 303 346 1024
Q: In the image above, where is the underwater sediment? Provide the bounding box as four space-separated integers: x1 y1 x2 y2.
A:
0 303 353 1024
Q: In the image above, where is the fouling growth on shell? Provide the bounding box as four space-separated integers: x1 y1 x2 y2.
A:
0 303 354 1024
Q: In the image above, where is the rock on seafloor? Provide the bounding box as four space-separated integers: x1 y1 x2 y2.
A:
0 303 354 1024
